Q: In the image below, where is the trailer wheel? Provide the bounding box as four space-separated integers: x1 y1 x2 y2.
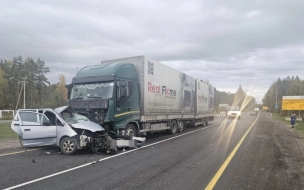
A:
169 120 178 135
60 137 77 155
177 121 185 133
125 124 137 138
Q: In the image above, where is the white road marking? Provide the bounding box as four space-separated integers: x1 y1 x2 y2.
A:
4 125 213 190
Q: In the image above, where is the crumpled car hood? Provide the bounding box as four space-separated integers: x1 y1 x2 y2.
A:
54 106 105 132
70 120 105 132
54 106 69 114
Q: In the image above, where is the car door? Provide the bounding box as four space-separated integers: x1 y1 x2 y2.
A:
18 111 57 147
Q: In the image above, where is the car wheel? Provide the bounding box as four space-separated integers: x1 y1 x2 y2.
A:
60 137 77 155
125 124 137 138
169 120 178 135
177 121 185 133
19 136 24 147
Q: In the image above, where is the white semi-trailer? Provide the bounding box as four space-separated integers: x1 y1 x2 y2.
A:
67 56 215 137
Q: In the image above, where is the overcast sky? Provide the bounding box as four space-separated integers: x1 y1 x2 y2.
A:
1 0 304 103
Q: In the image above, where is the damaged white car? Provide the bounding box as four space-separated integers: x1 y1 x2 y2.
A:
11 106 145 155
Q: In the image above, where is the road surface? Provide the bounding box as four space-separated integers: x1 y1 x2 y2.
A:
0 120 12 123
1 112 304 190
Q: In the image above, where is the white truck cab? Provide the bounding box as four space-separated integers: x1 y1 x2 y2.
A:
227 106 241 119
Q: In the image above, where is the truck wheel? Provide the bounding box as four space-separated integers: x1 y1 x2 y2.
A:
169 120 178 135
177 121 185 133
125 124 137 138
60 137 77 155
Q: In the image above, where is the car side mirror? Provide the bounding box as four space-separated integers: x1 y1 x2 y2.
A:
43 120 52 126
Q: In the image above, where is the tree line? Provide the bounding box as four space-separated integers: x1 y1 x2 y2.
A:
215 85 257 111
0 56 68 110
263 76 304 115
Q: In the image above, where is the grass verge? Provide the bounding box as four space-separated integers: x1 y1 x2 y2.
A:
272 113 304 137
0 123 18 139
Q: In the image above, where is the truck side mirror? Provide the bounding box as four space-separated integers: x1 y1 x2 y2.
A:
120 81 127 87
66 84 72 100
120 87 127 98
117 80 128 99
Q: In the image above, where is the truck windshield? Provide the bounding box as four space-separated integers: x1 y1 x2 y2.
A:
70 82 114 99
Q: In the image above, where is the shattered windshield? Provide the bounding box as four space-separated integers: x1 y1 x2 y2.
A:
60 108 89 124
70 82 114 99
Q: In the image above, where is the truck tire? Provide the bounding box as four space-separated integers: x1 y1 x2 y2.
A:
177 121 185 133
169 120 178 135
60 137 78 155
125 124 137 138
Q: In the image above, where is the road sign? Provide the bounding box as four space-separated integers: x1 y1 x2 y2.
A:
275 104 279 109
219 104 228 108
282 96 304 110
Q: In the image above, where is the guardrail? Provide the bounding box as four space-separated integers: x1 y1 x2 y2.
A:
215 113 226 118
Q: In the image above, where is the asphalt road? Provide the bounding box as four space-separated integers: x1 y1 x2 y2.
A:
0 120 12 123
1 112 303 190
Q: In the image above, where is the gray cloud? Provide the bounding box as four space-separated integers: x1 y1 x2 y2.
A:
1 0 304 103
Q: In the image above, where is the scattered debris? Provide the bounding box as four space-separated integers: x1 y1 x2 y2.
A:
91 160 98 164
32 159 37 163
57 152 63 155
44 152 51 155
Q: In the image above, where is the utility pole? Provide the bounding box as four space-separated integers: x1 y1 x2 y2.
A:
21 77 27 109
275 83 278 113
23 79 26 109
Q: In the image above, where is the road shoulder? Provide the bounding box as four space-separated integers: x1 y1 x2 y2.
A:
217 112 304 189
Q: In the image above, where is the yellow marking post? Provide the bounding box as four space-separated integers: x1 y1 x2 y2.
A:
204 114 260 190
0 148 43 157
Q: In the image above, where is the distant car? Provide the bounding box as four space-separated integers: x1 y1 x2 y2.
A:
227 110 241 119
11 106 145 155
250 110 258 115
